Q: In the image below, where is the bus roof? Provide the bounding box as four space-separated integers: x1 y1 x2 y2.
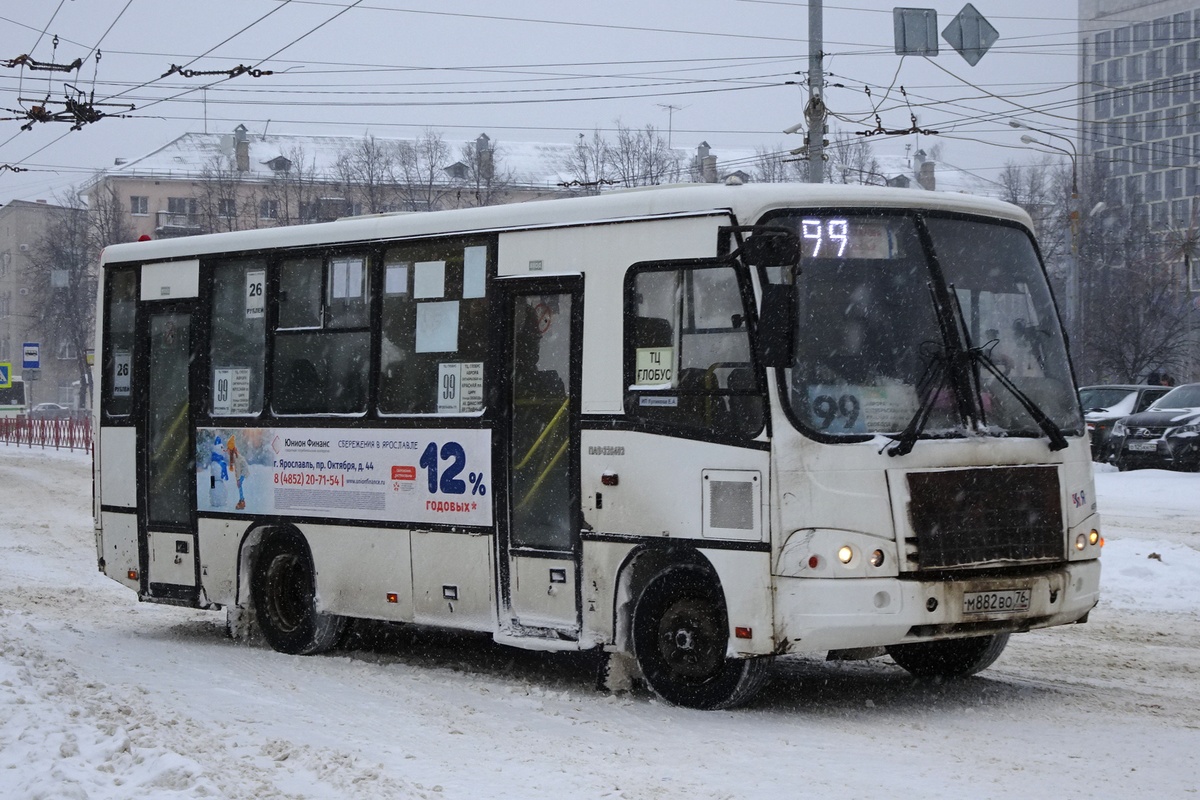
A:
99 183 1036 267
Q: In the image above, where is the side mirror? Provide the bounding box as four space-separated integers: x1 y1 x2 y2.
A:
756 283 795 368
741 229 801 267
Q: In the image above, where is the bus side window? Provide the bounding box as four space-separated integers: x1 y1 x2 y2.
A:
378 241 489 415
103 269 138 418
209 259 266 416
271 254 370 415
625 263 762 436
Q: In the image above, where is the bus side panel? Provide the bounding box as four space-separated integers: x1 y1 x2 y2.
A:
304 524 414 622
410 530 496 631
197 517 247 607
99 511 139 590
581 430 769 544
99 427 137 509
703 550 776 657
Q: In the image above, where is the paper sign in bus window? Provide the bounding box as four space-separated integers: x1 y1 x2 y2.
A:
437 361 484 413
213 367 252 415
331 258 364 300
416 301 460 353
245 269 265 319
385 264 409 295
463 246 487 299
414 260 446 299
635 347 674 386
113 350 132 397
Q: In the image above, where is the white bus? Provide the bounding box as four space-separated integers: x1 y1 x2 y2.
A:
93 183 1101 709
0 375 27 417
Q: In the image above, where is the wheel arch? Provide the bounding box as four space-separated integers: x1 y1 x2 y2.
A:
611 544 723 656
234 521 309 610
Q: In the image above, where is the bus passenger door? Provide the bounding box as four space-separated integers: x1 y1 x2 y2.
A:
501 281 582 640
139 305 199 602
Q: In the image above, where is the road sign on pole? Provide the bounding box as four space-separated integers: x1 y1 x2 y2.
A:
893 8 939 56
23 342 40 369
941 3 998 66
0 362 11 389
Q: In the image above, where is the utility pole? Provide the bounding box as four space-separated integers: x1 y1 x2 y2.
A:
806 0 827 183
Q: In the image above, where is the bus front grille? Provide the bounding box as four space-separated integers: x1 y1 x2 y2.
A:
905 466 1063 570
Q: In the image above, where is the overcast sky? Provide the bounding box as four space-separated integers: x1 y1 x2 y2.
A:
0 0 1084 205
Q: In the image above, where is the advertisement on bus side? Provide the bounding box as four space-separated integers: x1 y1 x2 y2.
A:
194 427 493 527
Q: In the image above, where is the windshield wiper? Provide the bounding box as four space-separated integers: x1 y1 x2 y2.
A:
885 341 949 457
971 344 1068 451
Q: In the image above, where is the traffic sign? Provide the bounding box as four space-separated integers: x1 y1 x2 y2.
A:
942 3 998 66
0 362 11 389
894 8 939 56
22 342 40 369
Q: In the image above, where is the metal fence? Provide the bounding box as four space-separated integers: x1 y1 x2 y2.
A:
0 415 93 453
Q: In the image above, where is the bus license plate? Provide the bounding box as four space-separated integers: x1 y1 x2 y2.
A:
1127 441 1157 452
963 589 1030 615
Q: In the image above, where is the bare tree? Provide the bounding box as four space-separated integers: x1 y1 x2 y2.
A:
261 146 322 226
336 134 399 215
825 131 882 185
395 129 453 212
560 130 612 195
607 121 681 187
194 153 258 233
452 134 513 208
752 145 800 183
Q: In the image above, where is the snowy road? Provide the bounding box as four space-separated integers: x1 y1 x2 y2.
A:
2 448 1198 799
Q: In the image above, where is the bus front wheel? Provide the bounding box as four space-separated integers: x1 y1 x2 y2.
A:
632 570 770 709
252 531 346 655
885 633 1010 679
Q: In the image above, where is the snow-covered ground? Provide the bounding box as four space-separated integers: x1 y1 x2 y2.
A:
1 446 1198 799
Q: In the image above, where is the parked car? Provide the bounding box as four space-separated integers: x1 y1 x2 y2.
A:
26 402 71 419
1107 382 1200 471
1078 384 1173 461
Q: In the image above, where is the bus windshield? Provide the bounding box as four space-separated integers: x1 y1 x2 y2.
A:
766 210 1080 442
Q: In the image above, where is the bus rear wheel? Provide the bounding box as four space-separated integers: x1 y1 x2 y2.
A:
885 633 1010 679
632 570 770 709
252 531 346 655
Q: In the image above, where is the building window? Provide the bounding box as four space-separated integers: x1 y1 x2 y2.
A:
1114 87 1131 116
1126 115 1142 143
1107 59 1124 84
1173 137 1191 167
130 196 148 216
1146 171 1162 201
1127 53 1144 82
167 197 197 217
1147 49 1163 79
1153 79 1171 108
1125 173 1143 204
1168 44 1186 75
259 199 279 220
1114 26 1131 57
1146 110 1163 140
1152 140 1170 168
1153 17 1171 47
1094 91 1111 119
1166 169 1182 199
1096 31 1112 59
1174 12 1191 42
218 198 236 218
1134 22 1151 52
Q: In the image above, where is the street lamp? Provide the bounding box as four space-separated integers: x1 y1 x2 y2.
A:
1011 120 1082 342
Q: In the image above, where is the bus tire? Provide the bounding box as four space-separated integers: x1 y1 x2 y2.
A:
252 530 346 655
885 633 1010 679
632 569 770 709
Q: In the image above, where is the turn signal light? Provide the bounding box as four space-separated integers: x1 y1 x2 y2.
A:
386 592 399 604
127 569 138 581
735 627 753 639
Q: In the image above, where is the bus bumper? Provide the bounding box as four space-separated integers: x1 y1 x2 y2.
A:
772 558 1101 655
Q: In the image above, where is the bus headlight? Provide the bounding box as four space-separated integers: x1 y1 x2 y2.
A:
1089 529 1100 546
869 549 885 568
837 545 854 564
1075 533 1087 551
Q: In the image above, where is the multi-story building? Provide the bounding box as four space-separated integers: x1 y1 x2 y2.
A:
1080 1 1200 235
0 199 90 409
